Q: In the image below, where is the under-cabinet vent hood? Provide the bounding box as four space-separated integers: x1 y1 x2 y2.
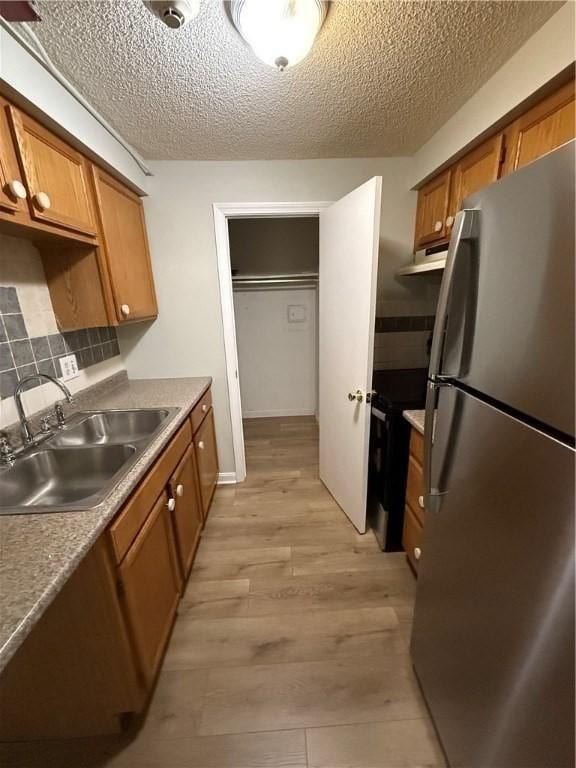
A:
396 247 447 276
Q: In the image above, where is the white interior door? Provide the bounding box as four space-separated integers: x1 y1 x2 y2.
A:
319 177 382 533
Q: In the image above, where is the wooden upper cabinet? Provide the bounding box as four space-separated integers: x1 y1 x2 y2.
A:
118 491 182 685
91 166 158 323
168 444 203 579
194 408 219 519
503 80 575 174
0 98 28 215
447 133 504 235
414 168 451 250
7 106 97 236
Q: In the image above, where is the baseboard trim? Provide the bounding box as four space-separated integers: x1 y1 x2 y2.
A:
217 472 237 485
242 409 316 419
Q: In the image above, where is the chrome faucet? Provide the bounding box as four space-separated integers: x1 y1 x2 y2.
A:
14 374 74 444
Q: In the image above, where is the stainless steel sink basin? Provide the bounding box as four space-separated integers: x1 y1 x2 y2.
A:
0 407 178 515
50 409 171 447
0 445 136 513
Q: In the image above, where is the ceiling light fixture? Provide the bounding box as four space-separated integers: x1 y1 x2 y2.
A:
231 0 327 72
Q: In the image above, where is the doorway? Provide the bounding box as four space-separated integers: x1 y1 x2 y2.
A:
213 202 330 484
213 179 382 534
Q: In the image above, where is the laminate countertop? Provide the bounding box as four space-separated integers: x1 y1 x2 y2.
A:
403 409 425 435
0 372 211 674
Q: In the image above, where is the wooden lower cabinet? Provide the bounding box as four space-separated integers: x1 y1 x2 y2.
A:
402 425 425 575
194 407 219 518
118 491 182 686
0 387 219 741
168 444 203 579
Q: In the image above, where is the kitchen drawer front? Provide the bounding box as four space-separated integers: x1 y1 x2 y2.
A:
409 427 424 466
403 503 424 573
406 454 425 525
109 419 193 563
118 491 182 685
190 387 212 434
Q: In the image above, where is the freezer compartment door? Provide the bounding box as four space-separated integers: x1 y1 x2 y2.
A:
412 385 575 768
438 140 574 437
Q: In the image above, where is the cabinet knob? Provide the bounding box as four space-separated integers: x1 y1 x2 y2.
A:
7 180 27 200
202 404 208 413
433 220 442 233
446 215 454 228
418 495 425 509
120 304 131 317
33 191 51 211
167 497 176 512
176 483 184 497
414 547 422 561
198 440 205 450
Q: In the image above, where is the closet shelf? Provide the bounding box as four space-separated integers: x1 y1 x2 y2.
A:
232 273 318 290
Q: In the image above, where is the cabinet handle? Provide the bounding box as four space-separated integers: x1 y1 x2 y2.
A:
120 304 131 317
202 404 208 413
167 497 176 512
446 215 454 228
176 484 184 497
418 495 424 509
198 441 205 450
414 547 422 561
7 180 27 200
433 220 442 232
33 191 51 211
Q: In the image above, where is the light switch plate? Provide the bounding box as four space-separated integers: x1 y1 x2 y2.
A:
58 354 79 381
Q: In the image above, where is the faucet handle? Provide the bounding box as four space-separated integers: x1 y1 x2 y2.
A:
0 435 15 466
40 415 52 433
54 402 66 427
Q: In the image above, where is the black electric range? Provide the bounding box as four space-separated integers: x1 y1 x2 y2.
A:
368 368 428 551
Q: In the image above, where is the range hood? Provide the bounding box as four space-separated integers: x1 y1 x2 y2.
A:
396 247 447 276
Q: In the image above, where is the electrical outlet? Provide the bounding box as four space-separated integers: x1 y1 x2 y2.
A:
58 354 79 381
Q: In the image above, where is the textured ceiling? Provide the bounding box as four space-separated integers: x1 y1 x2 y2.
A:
26 0 562 160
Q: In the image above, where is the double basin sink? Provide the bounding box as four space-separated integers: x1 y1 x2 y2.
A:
0 408 177 515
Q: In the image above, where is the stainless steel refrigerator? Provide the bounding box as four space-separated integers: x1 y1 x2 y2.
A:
411 140 575 768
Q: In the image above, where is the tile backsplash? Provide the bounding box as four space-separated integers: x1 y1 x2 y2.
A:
373 315 435 370
0 286 119 399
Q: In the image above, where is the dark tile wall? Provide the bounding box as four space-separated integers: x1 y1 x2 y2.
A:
375 315 435 333
0 287 120 400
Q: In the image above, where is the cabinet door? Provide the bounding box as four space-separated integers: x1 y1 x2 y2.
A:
7 106 97 236
414 168 451 249
503 79 575 174
118 491 182 685
168 444 203 579
91 166 158 324
194 408 219 519
447 133 504 235
0 98 27 215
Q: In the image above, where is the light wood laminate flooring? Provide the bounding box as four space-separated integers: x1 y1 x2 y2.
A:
1 417 444 768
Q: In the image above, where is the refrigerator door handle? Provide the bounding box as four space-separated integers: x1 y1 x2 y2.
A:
424 379 450 514
429 208 480 380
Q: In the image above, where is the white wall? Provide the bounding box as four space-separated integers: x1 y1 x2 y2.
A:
234 288 317 418
0 25 149 193
118 157 436 475
411 2 575 187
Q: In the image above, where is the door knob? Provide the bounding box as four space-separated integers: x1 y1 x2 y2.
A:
347 389 364 403
414 547 422 561
176 484 184 497
202 404 208 412
120 304 131 317
7 180 27 200
433 220 442 232
446 215 454 228
167 497 176 512
198 440 205 450
418 495 425 509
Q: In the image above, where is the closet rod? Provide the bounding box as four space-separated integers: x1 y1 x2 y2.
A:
232 273 318 287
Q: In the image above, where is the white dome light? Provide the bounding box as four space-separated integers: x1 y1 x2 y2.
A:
231 0 327 71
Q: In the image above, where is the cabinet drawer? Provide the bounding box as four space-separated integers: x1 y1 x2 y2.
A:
409 428 424 466
109 419 192 563
190 387 212 434
403 504 424 574
406 454 425 525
